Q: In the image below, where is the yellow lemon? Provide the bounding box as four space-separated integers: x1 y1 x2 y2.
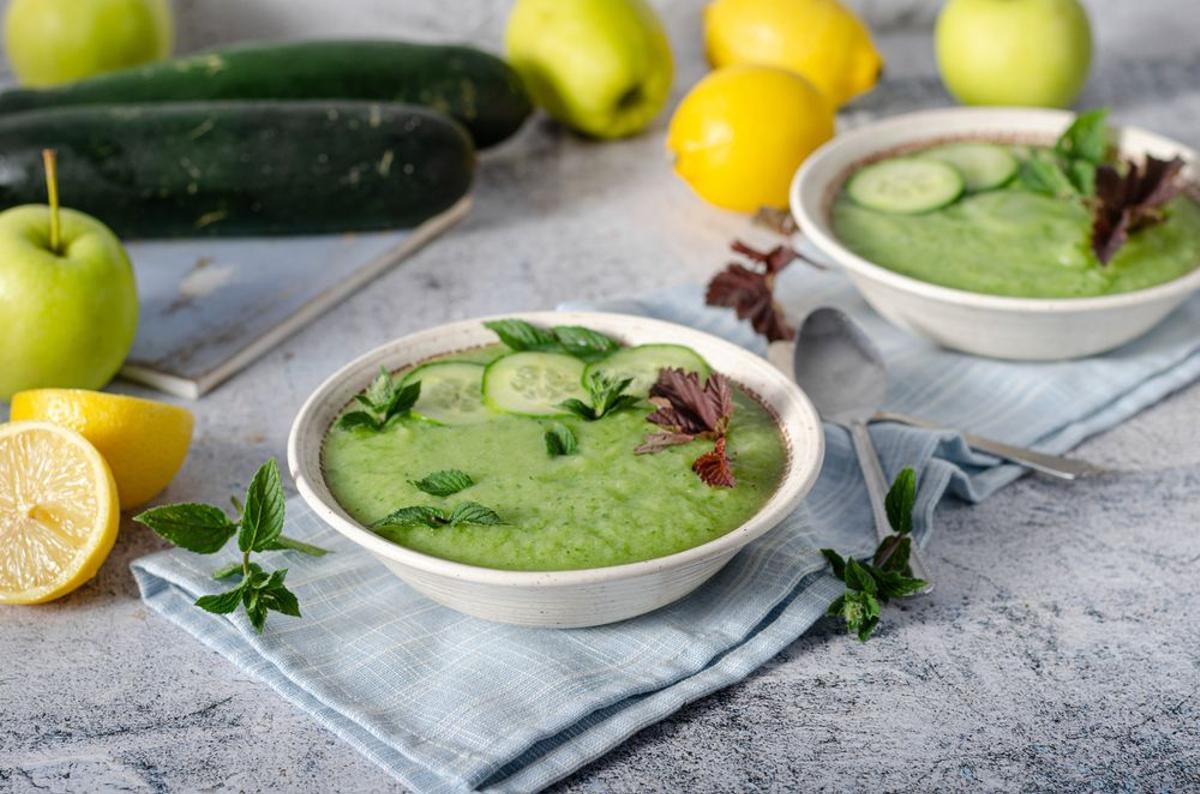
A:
704 0 883 107
11 389 193 509
667 64 834 212
0 421 119 604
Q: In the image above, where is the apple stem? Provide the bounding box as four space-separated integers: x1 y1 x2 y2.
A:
42 148 61 255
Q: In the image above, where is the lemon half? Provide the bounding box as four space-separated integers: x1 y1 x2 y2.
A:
11 389 193 509
0 421 119 604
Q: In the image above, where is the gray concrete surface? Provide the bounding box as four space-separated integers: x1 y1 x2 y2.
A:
2 1 1200 791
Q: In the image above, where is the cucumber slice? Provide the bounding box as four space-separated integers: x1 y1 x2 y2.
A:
919 143 1019 192
401 361 489 426
846 157 965 214
583 344 711 397
482 352 587 417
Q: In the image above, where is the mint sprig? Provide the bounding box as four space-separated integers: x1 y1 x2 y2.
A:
409 469 474 497
133 459 330 634
1019 108 1110 198
337 367 420 431
371 501 504 534
484 319 619 361
559 371 640 421
544 422 577 456
821 467 927 642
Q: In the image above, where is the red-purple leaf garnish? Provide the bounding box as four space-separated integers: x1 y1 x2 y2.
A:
636 368 737 488
705 239 824 343
1091 155 1187 264
692 436 736 488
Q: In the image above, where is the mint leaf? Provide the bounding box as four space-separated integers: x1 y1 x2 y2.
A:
560 372 639 420
552 325 620 360
485 319 621 361
261 534 330 557
372 505 447 529
1020 154 1076 197
1056 108 1110 165
239 459 285 553
195 585 244 614
211 561 244 580
384 381 421 422
557 398 596 420
261 582 301 618
133 503 236 554
820 548 846 580
363 366 393 409
485 319 560 351
872 534 911 574
545 423 577 456
337 410 380 431
835 589 881 642
409 469 474 497
884 467 916 536
843 557 877 595
448 501 503 527
1067 159 1097 196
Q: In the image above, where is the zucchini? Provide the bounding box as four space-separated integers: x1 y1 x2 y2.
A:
0 40 531 149
0 101 474 238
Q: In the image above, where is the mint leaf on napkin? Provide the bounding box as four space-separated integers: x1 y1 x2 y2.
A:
133 459 329 634
821 466 927 641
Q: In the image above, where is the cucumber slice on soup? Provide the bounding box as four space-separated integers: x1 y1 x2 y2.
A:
846 157 965 214
482 352 588 417
401 361 489 425
918 143 1019 192
583 344 710 397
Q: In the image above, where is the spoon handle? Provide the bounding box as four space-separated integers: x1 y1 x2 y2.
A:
849 420 933 591
872 411 1108 480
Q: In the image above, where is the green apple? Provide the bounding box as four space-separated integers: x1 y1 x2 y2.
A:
4 0 173 87
0 174 138 401
505 0 674 139
935 0 1092 108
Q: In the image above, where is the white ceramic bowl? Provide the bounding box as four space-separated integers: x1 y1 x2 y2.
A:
791 107 1200 360
288 312 824 628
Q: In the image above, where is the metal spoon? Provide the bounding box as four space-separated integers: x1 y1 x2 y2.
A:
768 324 1107 481
792 308 933 589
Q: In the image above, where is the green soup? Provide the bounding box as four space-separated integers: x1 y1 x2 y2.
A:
832 146 1200 299
321 345 787 571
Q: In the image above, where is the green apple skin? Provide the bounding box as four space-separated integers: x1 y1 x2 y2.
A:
0 206 138 401
936 0 1092 108
4 0 173 87
505 0 674 139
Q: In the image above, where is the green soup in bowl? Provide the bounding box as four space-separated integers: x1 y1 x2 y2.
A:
320 335 788 572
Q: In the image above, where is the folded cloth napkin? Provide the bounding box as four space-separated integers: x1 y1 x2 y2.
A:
132 264 1200 793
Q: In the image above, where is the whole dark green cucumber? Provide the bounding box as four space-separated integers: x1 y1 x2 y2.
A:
0 101 474 238
0 40 531 148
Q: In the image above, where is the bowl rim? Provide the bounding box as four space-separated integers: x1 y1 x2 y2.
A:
790 105 1200 314
287 311 825 588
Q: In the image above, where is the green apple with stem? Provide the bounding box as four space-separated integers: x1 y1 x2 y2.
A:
4 0 173 87
505 0 674 139
0 151 138 401
936 0 1092 108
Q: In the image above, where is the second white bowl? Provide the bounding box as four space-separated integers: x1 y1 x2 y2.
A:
791 107 1200 360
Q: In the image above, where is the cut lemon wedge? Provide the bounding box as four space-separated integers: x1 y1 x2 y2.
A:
0 421 119 604
11 389 193 509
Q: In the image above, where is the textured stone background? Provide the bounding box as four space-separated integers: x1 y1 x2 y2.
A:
2 1 1200 791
